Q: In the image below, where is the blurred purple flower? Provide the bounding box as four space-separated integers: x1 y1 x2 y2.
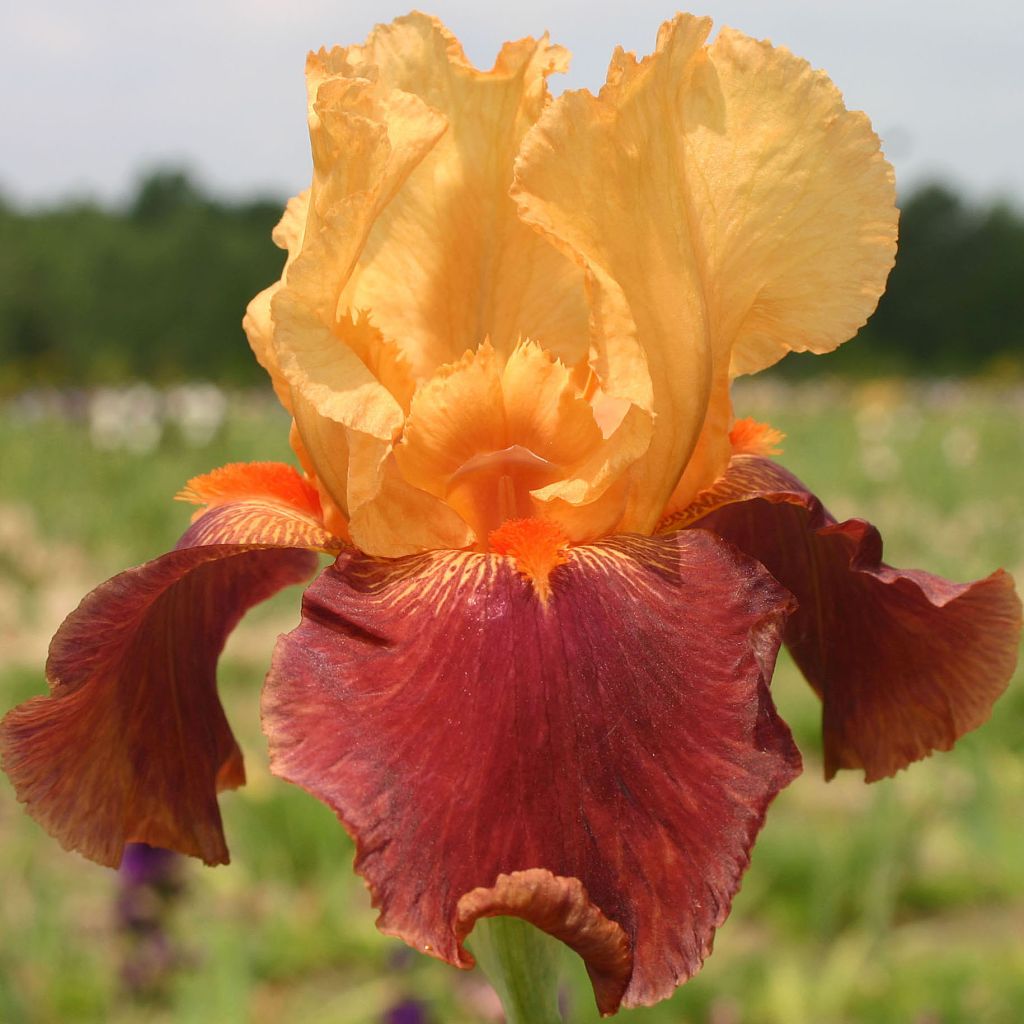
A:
383 998 428 1024
116 842 185 996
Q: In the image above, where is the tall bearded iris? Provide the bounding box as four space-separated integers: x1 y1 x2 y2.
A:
2 13 1020 1016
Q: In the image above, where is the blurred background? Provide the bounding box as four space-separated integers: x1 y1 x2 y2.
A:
1 2 1022 1023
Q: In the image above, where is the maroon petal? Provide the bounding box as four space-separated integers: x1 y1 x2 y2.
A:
263 532 800 1011
0 503 320 867
675 455 1022 781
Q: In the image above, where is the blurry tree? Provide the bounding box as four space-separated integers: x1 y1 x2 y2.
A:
0 169 284 391
0 172 1021 392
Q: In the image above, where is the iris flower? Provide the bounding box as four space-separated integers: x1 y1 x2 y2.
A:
3 12 1020 1015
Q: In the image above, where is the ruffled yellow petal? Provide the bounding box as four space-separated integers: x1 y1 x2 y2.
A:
695 28 898 377
661 372 733 517
271 189 310 258
242 191 310 412
242 283 291 411
269 31 447 439
337 14 589 377
249 14 899 553
501 342 604 469
514 14 898 528
513 16 716 534
396 344 507 495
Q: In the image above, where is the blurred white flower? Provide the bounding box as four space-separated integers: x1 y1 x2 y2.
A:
88 384 162 453
165 383 227 447
942 425 979 468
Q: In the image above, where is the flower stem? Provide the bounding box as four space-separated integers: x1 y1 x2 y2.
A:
469 916 565 1024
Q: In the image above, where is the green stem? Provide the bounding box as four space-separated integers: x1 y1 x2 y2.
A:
469 916 565 1024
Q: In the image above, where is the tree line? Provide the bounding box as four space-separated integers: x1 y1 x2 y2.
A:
1 169 1021 392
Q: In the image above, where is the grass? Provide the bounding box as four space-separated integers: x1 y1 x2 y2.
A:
0 378 1021 1024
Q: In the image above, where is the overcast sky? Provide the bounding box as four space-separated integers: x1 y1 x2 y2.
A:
4 1 1023 208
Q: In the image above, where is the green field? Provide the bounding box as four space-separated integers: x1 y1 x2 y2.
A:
1 378 1021 1024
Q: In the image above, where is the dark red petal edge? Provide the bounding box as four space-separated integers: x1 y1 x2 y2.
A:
0 504 320 867
262 531 801 1011
670 455 1022 781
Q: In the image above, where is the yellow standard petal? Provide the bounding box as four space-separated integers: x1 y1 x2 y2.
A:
514 15 898 528
337 14 589 377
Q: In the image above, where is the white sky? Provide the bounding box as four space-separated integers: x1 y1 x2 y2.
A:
3 1 1023 208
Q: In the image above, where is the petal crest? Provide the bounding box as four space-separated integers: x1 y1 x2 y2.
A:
262 531 800 1010
673 456 1022 780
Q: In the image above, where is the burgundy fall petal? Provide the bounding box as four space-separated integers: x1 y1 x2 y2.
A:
263 532 801 1011
675 455 1022 781
0 502 320 868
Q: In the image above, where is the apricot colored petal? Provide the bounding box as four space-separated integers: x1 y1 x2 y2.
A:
0 514 318 868
514 14 897 529
699 30 898 377
242 283 292 411
274 291 406 443
531 476 632 548
338 14 589 376
677 456 1022 780
262 532 800 1010
513 16 715 534
347 450 475 555
270 31 446 438
501 342 605 471
391 330 640 543
271 189 310 258
663 371 735 513
242 192 312 412
394 343 625 545
287 420 351 542
505 343 643 542
339 310 416 414
395 344 507 496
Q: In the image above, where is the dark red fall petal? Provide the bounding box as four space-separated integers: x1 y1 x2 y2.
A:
0 504 319 868
178 498 341 551
678 455 1022 781
456 869 632 1017
263 532 801 1011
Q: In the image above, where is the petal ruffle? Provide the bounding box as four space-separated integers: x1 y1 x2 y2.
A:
262 531 800 1010
241 190 311 412
670 456 1022 781
0 470 330 867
